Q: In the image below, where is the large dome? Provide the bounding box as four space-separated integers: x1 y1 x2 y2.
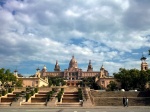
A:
69 56 78 69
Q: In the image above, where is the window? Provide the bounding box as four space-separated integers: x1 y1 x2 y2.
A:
102 81 104 84
36 81 38 84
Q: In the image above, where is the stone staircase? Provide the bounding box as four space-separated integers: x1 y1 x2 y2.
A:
62 92 79 103
57 87 81 107
0 91 22 107
21 91 49 106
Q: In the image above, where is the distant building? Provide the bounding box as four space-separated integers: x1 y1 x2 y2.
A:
141 55 148 71
14 69 49 87
141 55 149 88
13 55 149 89
40 55 113 88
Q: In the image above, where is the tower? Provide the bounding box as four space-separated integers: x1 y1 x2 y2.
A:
14 69 18 78
100 65 105 78
87 60 93 72
35 67 41 77
42 65 47 72
141 55 148 71
54 60 61 71
99 65 108 78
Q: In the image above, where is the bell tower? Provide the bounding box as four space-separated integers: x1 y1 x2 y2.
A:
54 60 61 71
141 55 148 71
87 60 93 72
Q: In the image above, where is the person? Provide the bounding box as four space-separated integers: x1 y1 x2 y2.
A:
126 97 128 107
123 97 125 107
80 100 83 106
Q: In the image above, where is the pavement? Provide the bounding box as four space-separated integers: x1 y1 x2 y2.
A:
0 106 150 112
0 105 150 109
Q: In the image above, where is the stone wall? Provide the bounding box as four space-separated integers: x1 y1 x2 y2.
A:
91 90 150 106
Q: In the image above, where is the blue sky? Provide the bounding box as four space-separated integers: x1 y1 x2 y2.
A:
0 0 150 76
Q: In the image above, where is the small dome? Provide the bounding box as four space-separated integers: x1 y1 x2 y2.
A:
43 65 47 70
100 64 104 70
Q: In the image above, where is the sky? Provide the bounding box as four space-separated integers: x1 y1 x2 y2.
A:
0 0 150 76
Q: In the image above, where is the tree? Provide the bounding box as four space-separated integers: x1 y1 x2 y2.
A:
138 70 149 90
81 77 101 89
114 68 149 91
48 76 66 86
15 79 23 87
114 68 130 90
107 81 117 91
0 68 16 86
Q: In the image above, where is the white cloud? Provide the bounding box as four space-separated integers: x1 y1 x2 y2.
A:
0 0 150 75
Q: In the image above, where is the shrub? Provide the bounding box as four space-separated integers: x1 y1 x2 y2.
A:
61 88 64 92
47 91 52 101
26 87 30 91
57 89 64 102
52 88 56 92
8 88 14 93
26 93 31 102
57 92 62 102
2 90 7 96
78 88 83 100
31 90 35 96
34 88 38 93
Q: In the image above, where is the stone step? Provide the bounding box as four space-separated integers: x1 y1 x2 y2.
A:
0 102 11 106
64 92 78 94
7 94 16 97
1 98 14 102
57 103 81 107
21 102 46 106
31 98 47 103
35 94 47 98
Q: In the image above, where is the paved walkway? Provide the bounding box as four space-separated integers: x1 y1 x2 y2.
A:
0 105 150 109
0 106 150 112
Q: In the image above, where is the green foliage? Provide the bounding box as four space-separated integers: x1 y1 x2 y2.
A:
8 88 14 93
57 88 64 102
2 90 7 96
15 79 23 87
78 88 83 100
48 77 66 86
107 81 117 91
61 81 66 86
26 87 30 91
16 93 19 97
61 88 64 92
26 93 31 102
80 77 101 90
114 68 149 91
34 87 38 93
0 68 16 86
47 91 54 101
48 80 52 87
57 92 62 102
31 90 35 96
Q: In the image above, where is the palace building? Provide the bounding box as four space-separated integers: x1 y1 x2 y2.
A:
14 55 149 88
14 55 113 88
40 55 113 87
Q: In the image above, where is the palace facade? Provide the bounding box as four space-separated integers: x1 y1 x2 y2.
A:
40 56 114 87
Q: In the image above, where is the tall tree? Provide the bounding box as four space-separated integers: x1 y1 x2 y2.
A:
0 68 16 85
114 68 149 91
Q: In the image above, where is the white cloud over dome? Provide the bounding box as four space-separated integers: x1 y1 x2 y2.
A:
0 0 150 75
